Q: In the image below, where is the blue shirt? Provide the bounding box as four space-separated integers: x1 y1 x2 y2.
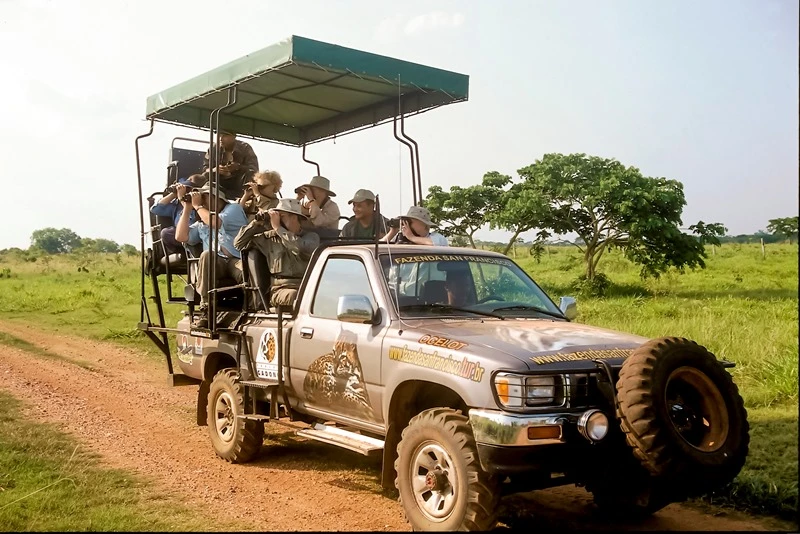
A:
187 202 248 259
150 200 196 227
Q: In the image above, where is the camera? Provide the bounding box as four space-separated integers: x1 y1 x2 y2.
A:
388 217 401 229
179 188 199 203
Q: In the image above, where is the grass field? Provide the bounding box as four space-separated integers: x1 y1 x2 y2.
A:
0 243 797 520
0 390 245 531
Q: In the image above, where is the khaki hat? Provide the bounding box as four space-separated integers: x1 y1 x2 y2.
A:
400 205 434 227
294 175 336 197
272 198 308 219
197 183 229 203
348 189 376 204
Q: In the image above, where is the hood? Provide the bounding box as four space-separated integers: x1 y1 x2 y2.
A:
414 319 648 371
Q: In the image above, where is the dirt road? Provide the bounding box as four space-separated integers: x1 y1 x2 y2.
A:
0 320 793 531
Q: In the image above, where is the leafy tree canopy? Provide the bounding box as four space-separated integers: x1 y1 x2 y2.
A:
30 228 82 254
767 217 799 243
518 153 706 279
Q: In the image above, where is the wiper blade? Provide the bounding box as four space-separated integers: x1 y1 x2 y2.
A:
490 305 566 319
399 303 505 320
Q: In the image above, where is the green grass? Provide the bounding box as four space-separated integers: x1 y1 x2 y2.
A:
1 244 797 520
514 242 798 519
0 390 241 532
0 250 183 361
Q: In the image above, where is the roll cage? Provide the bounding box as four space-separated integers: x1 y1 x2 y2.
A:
134 35 470 378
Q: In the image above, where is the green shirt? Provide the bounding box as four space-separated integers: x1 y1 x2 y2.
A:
341 216 388 239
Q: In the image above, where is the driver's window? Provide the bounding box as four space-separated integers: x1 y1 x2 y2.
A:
312 257 377 319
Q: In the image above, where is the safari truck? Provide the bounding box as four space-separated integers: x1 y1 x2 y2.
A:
135 36 749 531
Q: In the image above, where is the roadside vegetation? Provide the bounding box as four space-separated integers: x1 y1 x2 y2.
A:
0 242 796 520
0 390 242 531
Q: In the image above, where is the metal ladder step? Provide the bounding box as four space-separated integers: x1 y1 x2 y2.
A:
240 379 280 389
296 423 384 456
237 414 271 422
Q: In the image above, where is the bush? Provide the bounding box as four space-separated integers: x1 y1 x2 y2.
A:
572 273 611 297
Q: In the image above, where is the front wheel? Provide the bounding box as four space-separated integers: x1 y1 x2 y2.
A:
395 408 499 531
207 368 264 463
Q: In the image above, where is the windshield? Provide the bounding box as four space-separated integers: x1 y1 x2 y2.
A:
379 253 564 319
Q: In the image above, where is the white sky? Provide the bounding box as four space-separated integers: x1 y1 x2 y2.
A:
0 0 797 249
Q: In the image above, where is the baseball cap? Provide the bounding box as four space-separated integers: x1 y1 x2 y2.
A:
348 189 376 204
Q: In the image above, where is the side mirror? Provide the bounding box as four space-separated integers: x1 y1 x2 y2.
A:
337 295 379 324
559 296 578 320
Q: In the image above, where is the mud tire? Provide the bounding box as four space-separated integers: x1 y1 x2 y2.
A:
395 408 499 531
207 368 264 463
616 337 749 493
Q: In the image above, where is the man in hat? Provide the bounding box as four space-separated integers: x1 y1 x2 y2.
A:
234 198 320 309
201 130 259 199
384 206 449 246
295 175 341 231
150 173 206 261
340 189 389 239
175 183 249 327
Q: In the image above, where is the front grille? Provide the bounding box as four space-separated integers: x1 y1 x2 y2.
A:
564 373 605 409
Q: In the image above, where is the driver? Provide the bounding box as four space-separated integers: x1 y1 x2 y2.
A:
444 266 475 306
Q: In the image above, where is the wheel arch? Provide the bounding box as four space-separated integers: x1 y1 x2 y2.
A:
196 350 239 427
380 379 469 490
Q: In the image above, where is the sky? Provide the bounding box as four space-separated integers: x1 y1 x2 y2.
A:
0 0 796 249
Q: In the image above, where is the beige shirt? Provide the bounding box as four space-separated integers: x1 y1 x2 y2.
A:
301 197 340 230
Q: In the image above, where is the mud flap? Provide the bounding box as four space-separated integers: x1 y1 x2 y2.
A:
197 380 210 426
381 422 400 490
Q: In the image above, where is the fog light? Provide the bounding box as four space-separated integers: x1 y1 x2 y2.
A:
578 409 609 442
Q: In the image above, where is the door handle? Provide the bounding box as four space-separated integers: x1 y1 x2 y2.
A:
300 327 314 339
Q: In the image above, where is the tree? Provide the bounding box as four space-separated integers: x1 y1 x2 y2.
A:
120 244 138 256
86 238 120 253
425 177 504 248
767 217 799 243
30 228 82 254
689 221 728 247
518 153 706 280
483 171 553 255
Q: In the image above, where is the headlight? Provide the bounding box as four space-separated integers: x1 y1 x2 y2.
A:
526 375 557 405
494 373 563 408
494 373 525 408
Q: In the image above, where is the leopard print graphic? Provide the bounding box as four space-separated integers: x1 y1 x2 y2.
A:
303 334 373 419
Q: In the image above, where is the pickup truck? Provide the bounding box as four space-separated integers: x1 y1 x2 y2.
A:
173 242 749 532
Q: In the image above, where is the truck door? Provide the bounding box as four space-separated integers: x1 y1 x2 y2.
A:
291 253 388 425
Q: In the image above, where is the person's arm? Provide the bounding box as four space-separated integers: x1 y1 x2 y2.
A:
192 193 217 229
308 199 340 228
400 221 435 245
241 144 259 174
382 226 399 243
233 219 267 251
174 197 194 243
239 184 255 207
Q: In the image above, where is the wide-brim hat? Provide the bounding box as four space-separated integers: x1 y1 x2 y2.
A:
294 175 336 197
197 184 229 203
272 198 308 219
400 205 434 227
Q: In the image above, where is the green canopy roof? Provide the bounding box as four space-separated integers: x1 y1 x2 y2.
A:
145 35 469 146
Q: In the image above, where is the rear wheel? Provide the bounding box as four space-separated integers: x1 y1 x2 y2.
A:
207 368 264 463
616 337 749 494
395 408 499 531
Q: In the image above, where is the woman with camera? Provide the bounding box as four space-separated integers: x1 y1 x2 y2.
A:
239 170 282 221
295 175 341 231
384 206 449 246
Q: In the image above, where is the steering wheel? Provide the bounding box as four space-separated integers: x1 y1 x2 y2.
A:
476 295 505 304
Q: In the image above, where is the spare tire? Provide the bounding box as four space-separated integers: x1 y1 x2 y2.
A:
616 337 749 494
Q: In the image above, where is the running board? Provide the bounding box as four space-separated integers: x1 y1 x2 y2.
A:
296 423 384 456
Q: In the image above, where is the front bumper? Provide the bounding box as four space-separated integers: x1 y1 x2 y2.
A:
468 408 611 475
